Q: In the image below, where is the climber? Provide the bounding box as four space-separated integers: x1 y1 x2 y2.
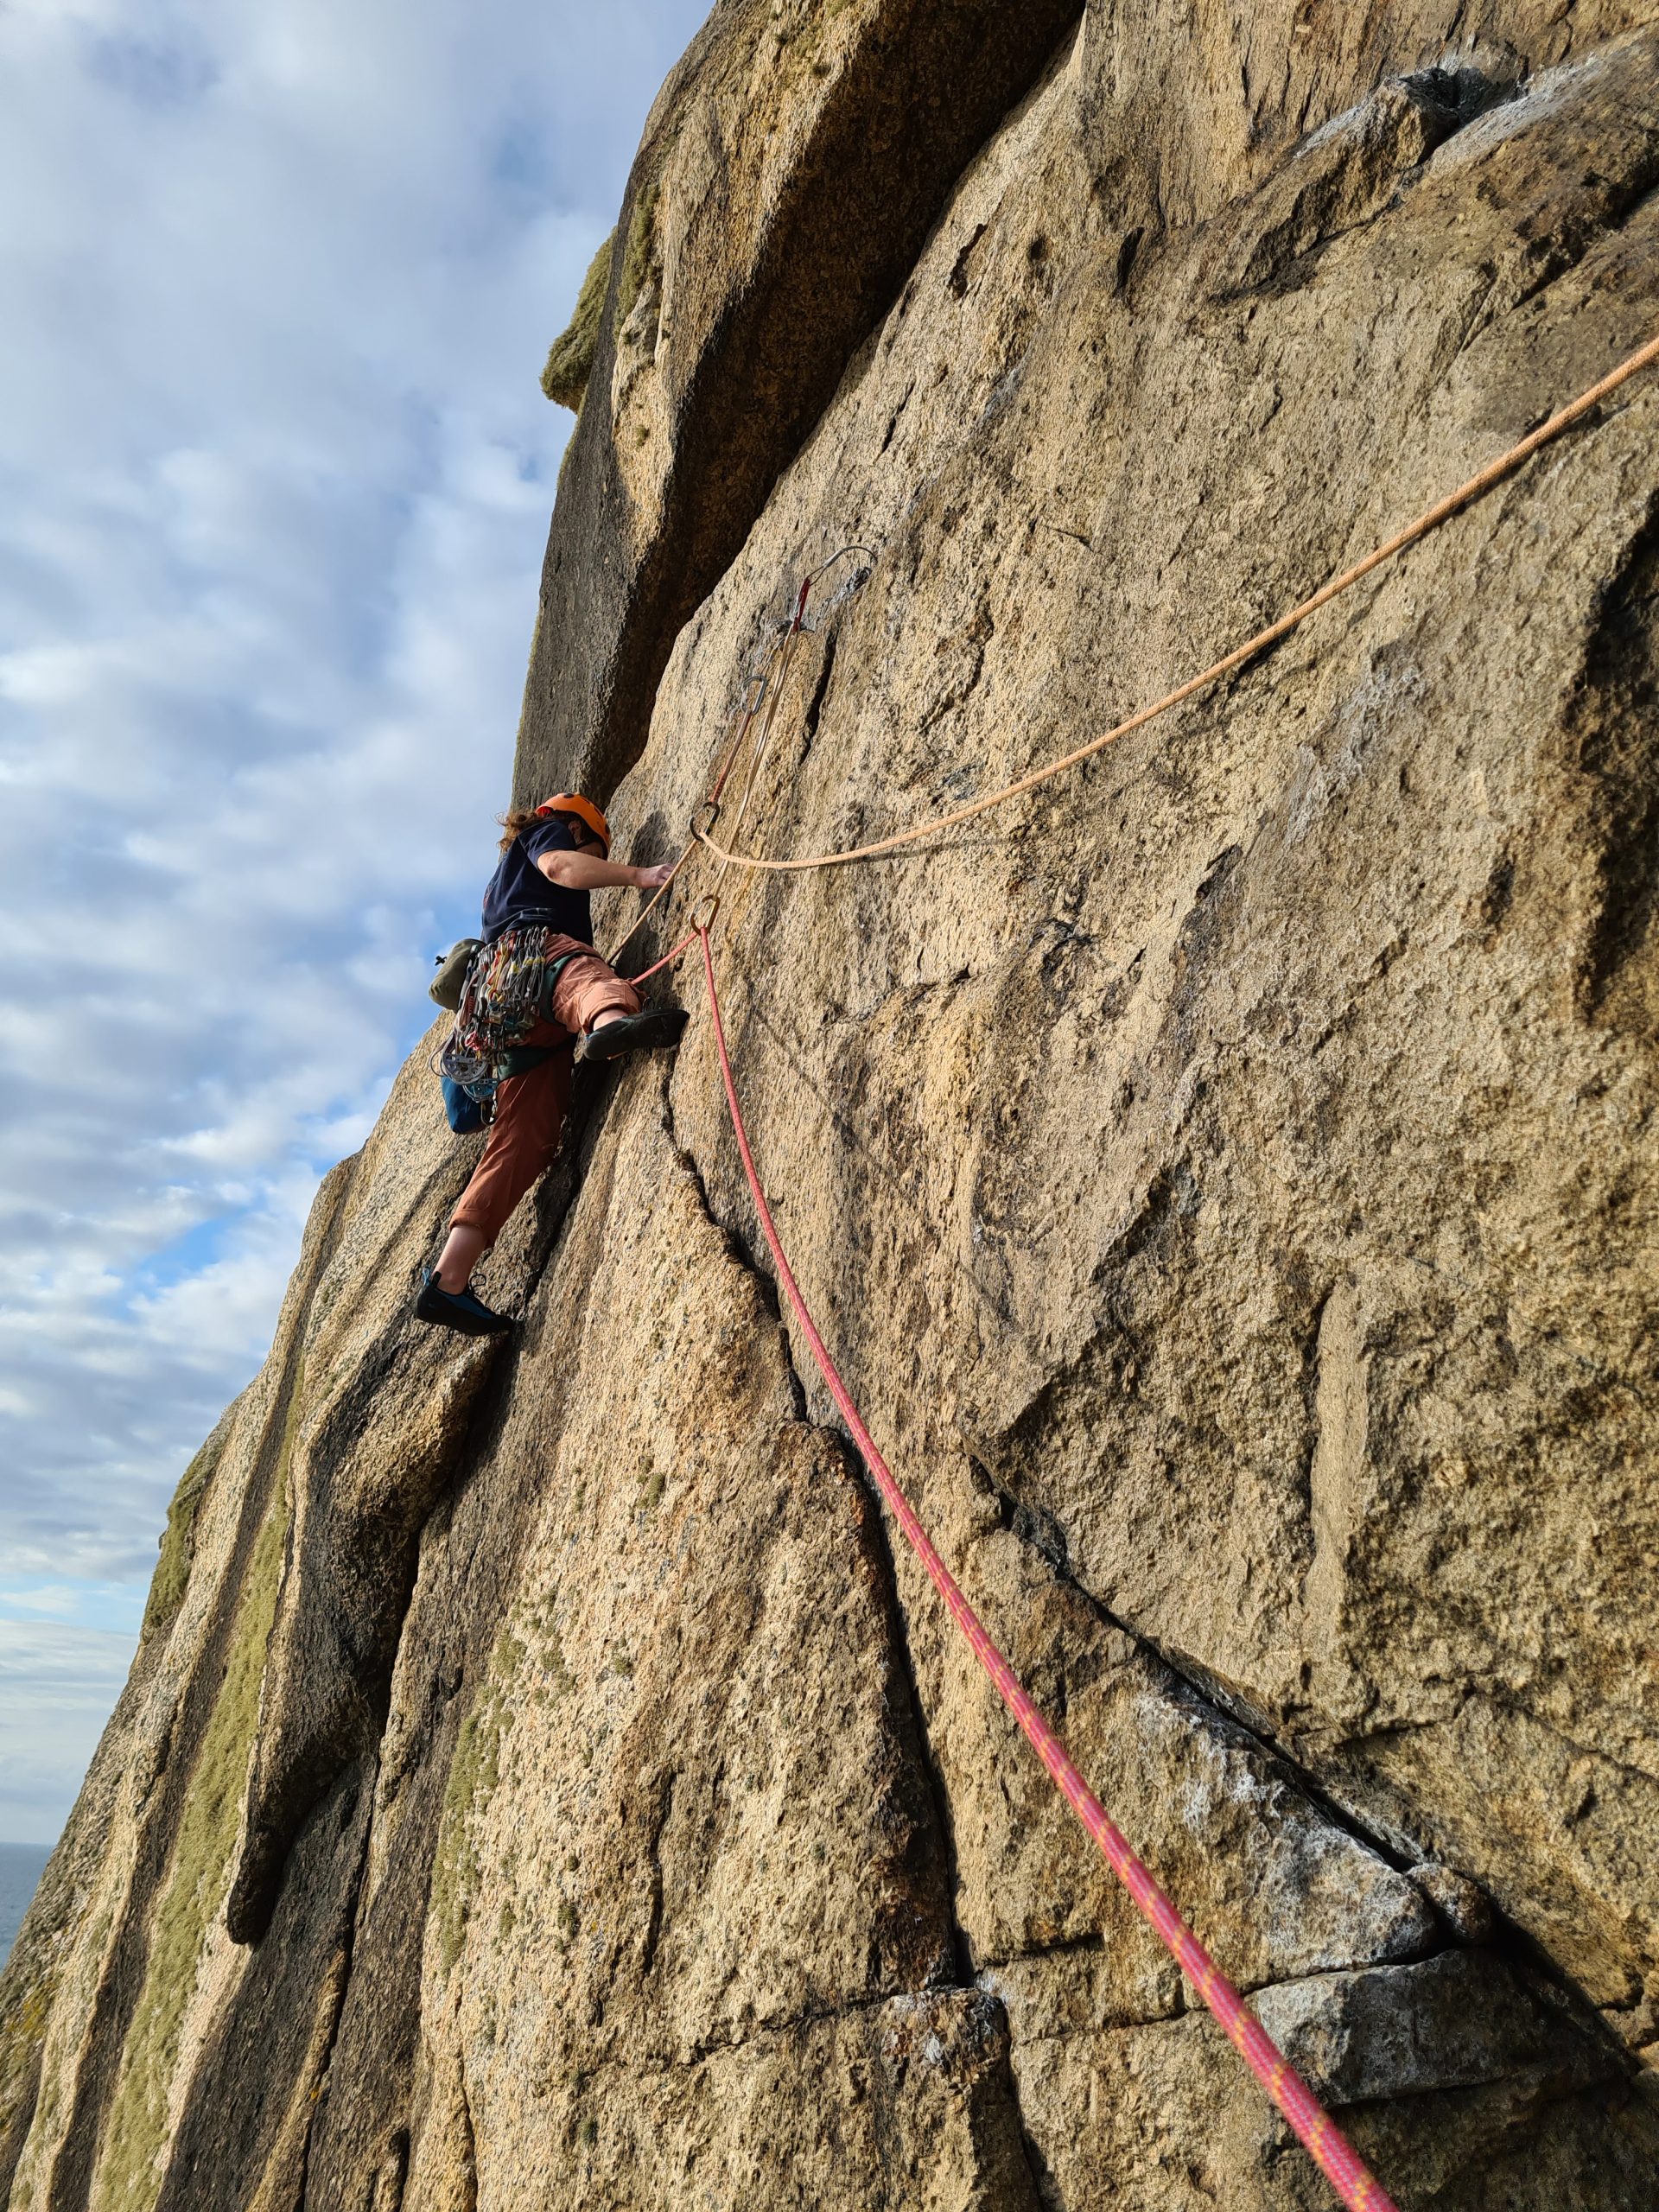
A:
416 792 685 1336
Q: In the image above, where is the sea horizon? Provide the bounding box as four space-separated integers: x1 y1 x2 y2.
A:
0 1841 51 1970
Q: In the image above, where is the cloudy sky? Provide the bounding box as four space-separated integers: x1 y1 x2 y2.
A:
0 0 709 1846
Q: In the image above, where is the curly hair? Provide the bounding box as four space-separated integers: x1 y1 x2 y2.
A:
496 806 592 855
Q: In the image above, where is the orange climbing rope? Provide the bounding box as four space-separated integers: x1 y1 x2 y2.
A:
601 626 785 967
694 327 1659 875
697 926 1397 2212
606 549 865 971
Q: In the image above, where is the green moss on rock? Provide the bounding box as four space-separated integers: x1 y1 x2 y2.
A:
431 1624 530 1975
142 1420 231 1641
541 232 613 412
94 1376 300 2211
616 183 660 334
0 1974 52 2176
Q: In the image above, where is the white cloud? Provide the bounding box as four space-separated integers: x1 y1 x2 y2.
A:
0 0 709 1839
0 1620 139 1844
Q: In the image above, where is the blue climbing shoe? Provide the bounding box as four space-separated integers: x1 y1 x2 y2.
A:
415 1268 514 1337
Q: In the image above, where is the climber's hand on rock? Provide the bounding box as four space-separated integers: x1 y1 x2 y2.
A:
635 861 675 893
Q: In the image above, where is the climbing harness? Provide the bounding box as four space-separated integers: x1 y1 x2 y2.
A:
587 329 1657 2212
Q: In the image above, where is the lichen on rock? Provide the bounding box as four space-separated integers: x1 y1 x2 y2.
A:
94 1457 291 2210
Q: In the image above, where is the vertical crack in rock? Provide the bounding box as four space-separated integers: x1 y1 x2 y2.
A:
1567 494 1659 1019
228 1061 627 1948
853 1488 1053 2209
661 1078 808 1424
660 1077 1047 2208
455 2058 480 2212
857 1488 978 1987
153 1763 377 2212
287 1806 372 2212
637 1771 676 1981
660 1074 969 1959
223 1330 511 1947
797 626 839 770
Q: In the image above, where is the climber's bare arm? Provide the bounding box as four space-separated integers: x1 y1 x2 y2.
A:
537 851 675 893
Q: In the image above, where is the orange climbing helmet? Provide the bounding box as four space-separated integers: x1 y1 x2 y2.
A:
535 792 610 854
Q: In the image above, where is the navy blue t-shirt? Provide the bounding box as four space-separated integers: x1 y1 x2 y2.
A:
480 817 594 945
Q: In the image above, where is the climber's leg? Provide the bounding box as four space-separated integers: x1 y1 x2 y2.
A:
545 947 641 1036
431 1223 487 1294
448 1040 575 1250
538 944 687 1064
416 1039 575 1330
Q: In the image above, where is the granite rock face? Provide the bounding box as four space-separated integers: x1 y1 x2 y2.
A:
6 3 1659 2208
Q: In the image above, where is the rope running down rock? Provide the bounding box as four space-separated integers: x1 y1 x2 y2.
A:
696 925 1397 2212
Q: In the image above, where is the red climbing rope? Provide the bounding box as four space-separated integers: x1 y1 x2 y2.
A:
626 929 699 988
696 924 1399 2212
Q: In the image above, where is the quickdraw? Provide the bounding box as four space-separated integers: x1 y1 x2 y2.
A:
439 927 576 1099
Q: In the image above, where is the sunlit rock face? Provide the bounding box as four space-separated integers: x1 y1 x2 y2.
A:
5 4 1659 2209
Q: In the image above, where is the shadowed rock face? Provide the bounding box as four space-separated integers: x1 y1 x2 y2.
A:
6 3 1659 2209
512 0 1082 811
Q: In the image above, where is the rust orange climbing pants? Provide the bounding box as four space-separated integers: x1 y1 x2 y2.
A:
449 940 639 1243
